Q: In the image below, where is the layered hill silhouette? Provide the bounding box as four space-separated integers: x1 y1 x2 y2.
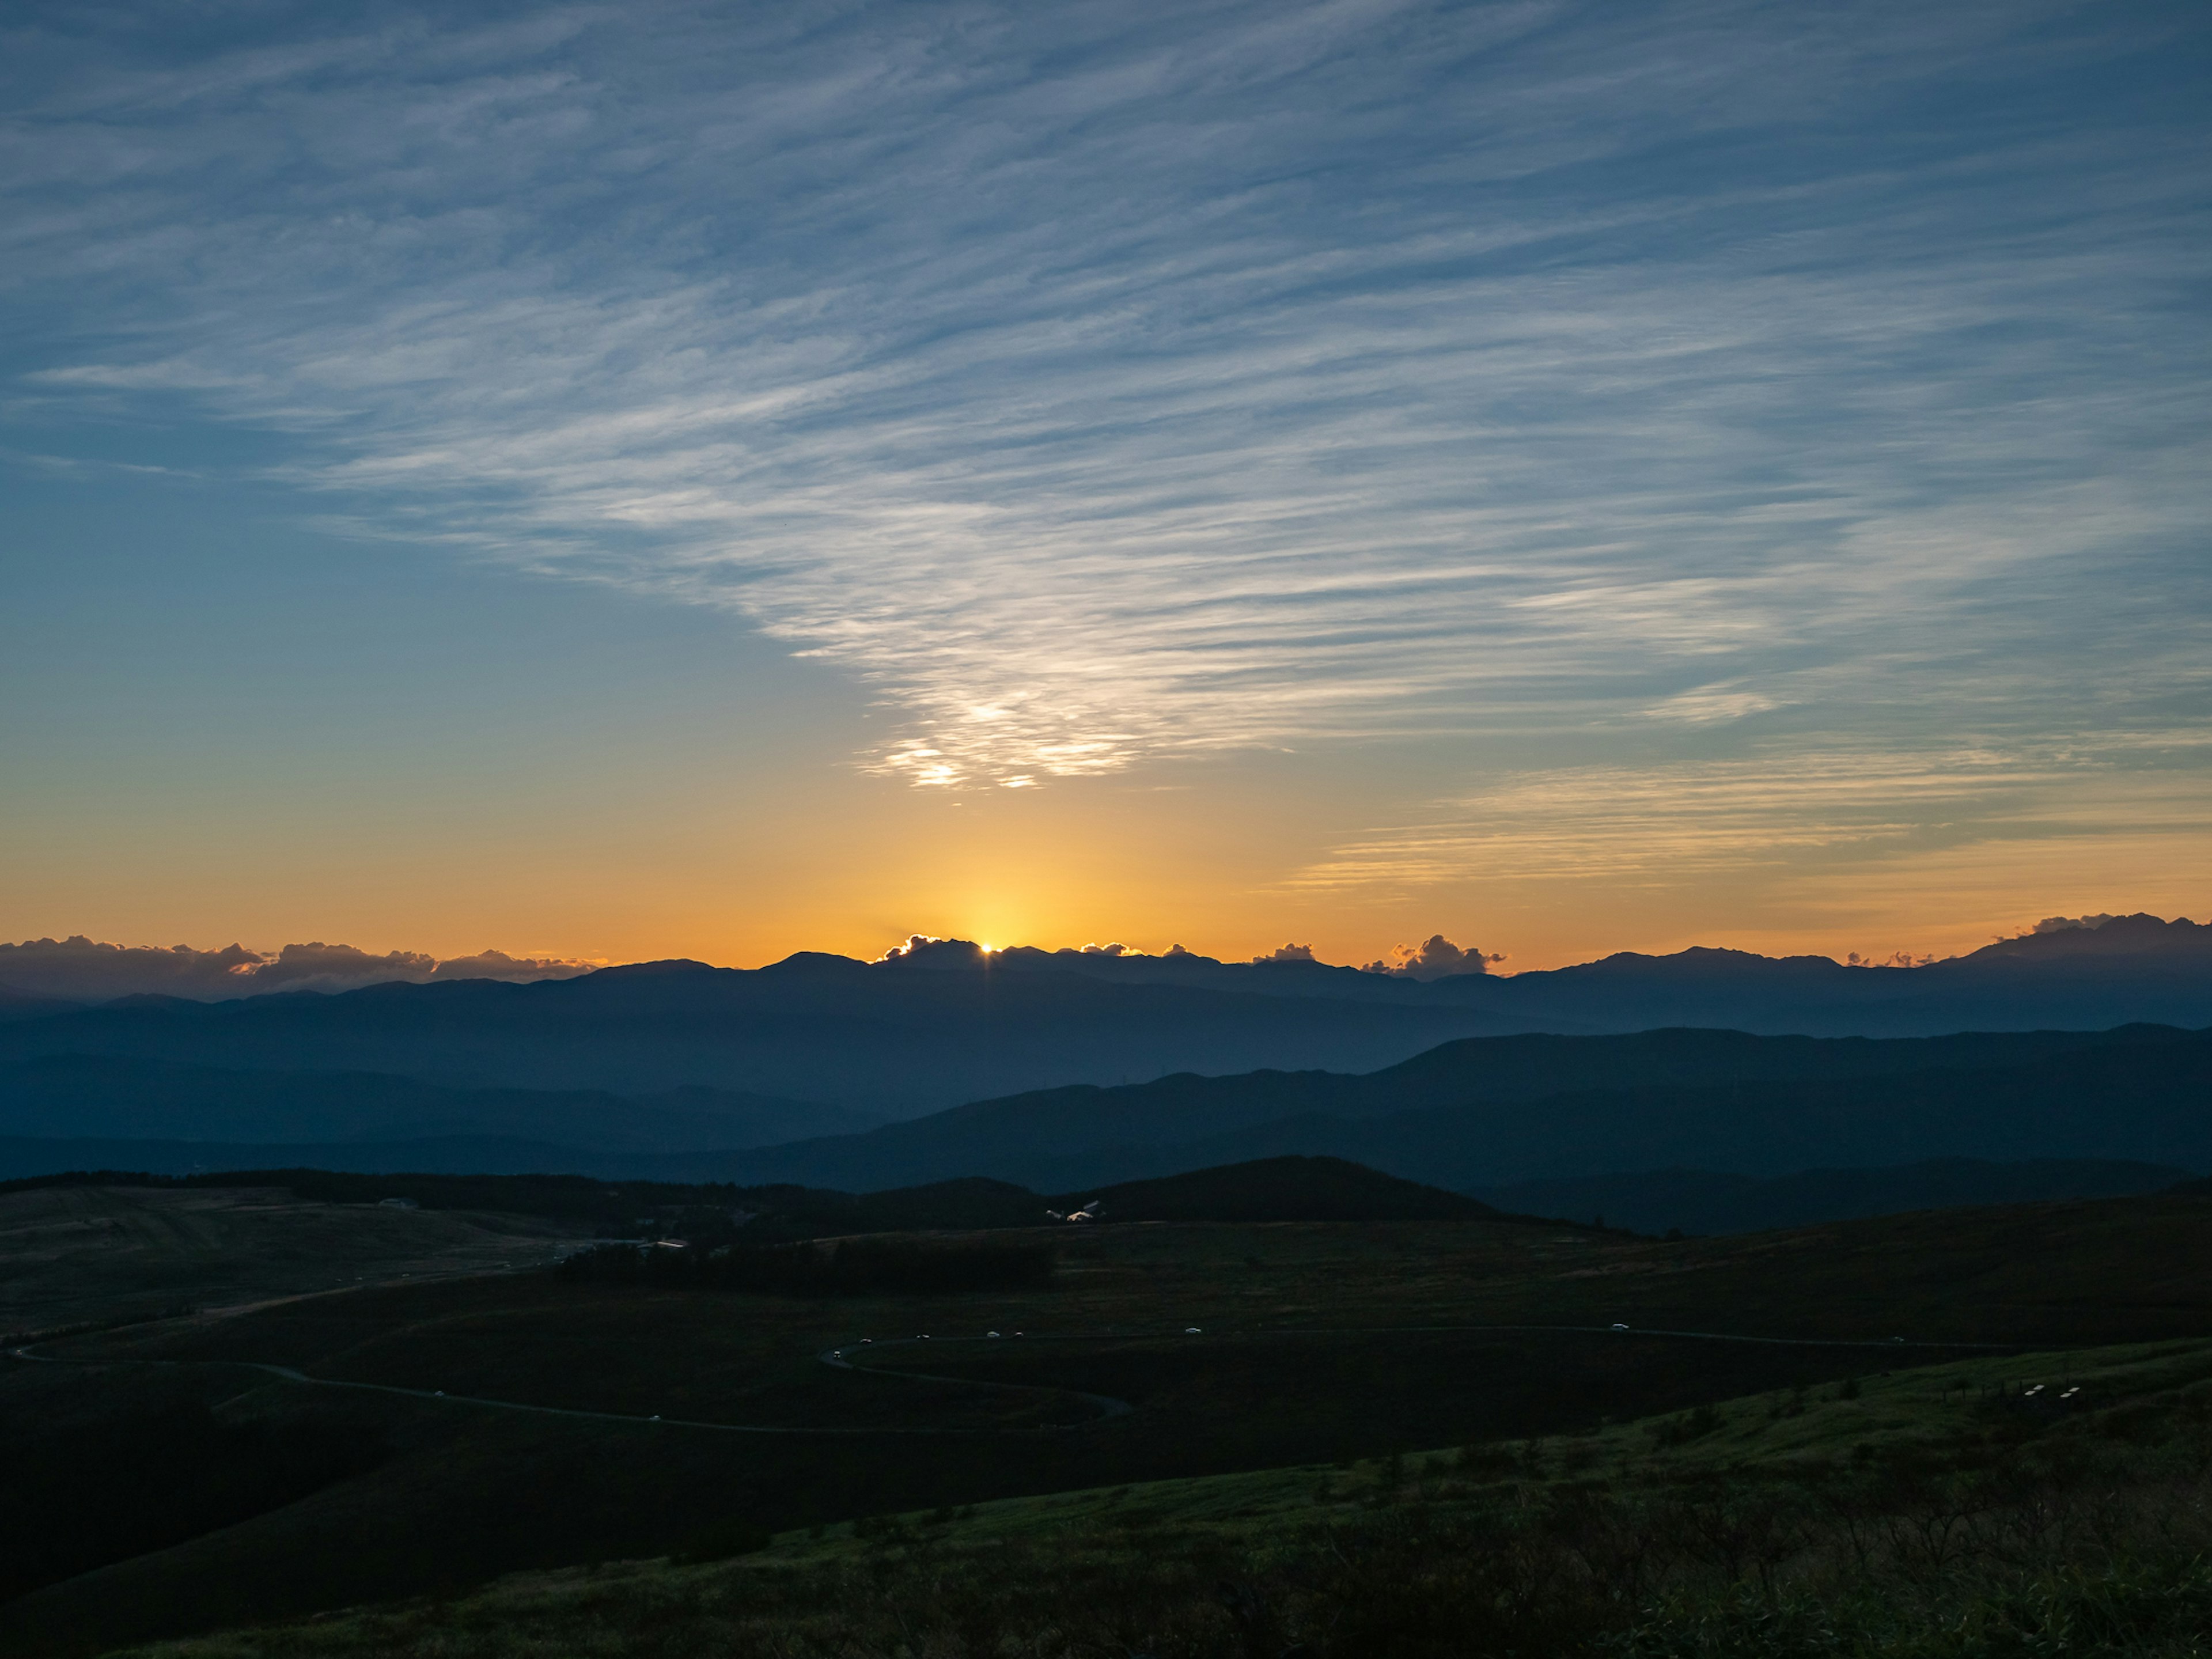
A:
1 914 2207 1116
1 917 2206 1238
1475 1157 2192 1236
662 1024 2212 1193
0 1055 862 1154
0 956 1540 1114
10 1025 2205 1233
980 914 2212 1037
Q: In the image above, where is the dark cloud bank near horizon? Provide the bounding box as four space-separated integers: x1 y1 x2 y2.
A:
0 936 595 1003
9 928 1516 1002
880 932 1505 980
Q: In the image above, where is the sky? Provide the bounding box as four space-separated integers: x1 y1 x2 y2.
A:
3 0 2208 975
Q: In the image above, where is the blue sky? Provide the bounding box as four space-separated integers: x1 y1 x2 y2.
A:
3 1 2207 967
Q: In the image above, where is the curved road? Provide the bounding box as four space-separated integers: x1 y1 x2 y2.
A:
10 1318 2012 1438
7 1339 1122 1437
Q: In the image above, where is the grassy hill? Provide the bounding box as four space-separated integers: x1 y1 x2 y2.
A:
5 1185 2211 1652
1476 1155 2192 1234
0 1181 585 1337
70 1332 2212 1659
1053 1155 1491 1222
0 1156 1480 1247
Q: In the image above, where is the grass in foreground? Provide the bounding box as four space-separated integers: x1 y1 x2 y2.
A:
109 1339 2212 1658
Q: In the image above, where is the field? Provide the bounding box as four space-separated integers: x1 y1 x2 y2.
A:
5 1186 2211 1654
0 1183 586 1335
92 1336 2212 1658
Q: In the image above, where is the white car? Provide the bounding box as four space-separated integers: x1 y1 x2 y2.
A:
1611 1323 1630 1331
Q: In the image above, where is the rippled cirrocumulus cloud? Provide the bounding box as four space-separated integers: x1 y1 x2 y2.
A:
7 1 2207 792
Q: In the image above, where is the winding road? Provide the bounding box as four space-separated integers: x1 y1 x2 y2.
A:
10 1319 2012 1438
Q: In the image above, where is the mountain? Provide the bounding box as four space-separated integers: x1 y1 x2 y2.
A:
0 1055 864 1152
0 1132 615 1183
1475 1157 2192 1236
658 1024 2211 1191
0 986 84 1024
6 1024 2205 1202
6 917 2207 1120
978 915 2212 1035
1965 913 2212 961
0 957 1561 1115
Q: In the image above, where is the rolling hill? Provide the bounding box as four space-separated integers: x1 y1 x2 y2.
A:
0 1055 861 1154
5 1027 2207 1236
655 1023 2212 1192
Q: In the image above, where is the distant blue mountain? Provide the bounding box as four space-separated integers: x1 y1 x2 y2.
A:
1 914 2206 1116
0 955 1562 1113
664 1023 2212 1192
0 1056 865 1153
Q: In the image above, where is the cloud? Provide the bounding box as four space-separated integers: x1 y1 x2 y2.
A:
1640 683 1782 725
1251 942 1318 964
875 935 989 968
0 937 267 1002
5 0 2206 794
2030 914 2120 934
0 935 595 1002
248 941 438 990
427 947 597 980
1362 934 1503 979
1286 735 2212 895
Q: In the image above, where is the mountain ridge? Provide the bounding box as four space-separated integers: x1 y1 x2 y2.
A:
1 918 2208 1113
0 1055 866 1153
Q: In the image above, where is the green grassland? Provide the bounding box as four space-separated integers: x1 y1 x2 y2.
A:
101 1336 2212 1658
6 1190 2212 1655
0 1183 586 1336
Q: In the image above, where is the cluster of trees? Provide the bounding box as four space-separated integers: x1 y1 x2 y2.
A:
553 1235 1055 1297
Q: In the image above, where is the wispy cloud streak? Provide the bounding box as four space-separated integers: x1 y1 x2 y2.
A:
5 1 2208 786
1289 735 2212 893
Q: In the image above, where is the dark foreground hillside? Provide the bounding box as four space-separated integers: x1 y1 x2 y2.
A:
5 1185 2211 1653
69 1335 2212 1659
